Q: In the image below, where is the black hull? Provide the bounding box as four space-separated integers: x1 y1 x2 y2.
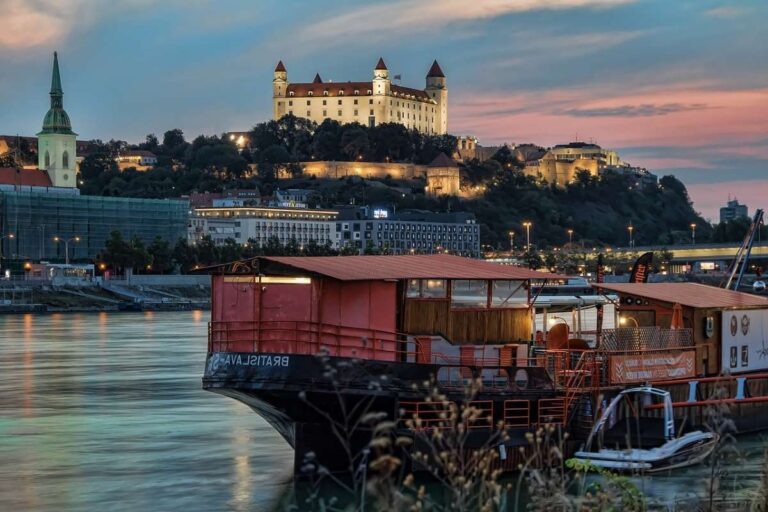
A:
203 351 560 472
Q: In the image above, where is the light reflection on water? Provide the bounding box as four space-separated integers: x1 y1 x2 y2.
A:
0 311 293 512
2 311 766 511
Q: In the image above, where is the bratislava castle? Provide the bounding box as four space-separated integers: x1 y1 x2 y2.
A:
272 58 447 134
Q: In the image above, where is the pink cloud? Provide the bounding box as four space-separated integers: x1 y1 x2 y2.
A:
451 86 768 154
685 180 768 222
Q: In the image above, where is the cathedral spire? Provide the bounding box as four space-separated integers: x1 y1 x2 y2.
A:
51 51 63 97
39 51 74 135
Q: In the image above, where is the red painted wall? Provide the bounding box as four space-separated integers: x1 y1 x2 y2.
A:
211 276 397 360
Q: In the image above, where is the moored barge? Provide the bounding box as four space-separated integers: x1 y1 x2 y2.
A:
202 255 768 474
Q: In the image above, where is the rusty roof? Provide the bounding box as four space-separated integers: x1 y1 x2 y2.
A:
260 254 562 281
0 167 52 187
597 282 768 309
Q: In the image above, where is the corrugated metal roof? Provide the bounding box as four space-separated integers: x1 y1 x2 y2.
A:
597 282 768 309
262 254 562 281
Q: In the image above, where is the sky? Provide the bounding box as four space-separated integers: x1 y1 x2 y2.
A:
0 0 766 221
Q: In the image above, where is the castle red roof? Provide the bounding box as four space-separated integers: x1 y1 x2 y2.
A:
375 57 387 70
312 73 322 84
426 60 445 78
0 167 52 187
285 81 434 103
275 60 286 72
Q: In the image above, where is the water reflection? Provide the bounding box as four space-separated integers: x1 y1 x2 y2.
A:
0 311 293 512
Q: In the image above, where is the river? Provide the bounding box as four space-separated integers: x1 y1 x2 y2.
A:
0 311 766 511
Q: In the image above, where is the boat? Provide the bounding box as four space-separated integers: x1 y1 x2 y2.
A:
200 253 768 476
571 387 718 473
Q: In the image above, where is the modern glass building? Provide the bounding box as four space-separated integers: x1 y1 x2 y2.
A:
0 190 189 262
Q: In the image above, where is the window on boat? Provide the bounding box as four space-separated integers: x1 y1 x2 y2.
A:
406 279 447 298
451 280 488 308
491 280 527 308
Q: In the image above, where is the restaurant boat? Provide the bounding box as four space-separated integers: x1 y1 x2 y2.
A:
201 254 768 474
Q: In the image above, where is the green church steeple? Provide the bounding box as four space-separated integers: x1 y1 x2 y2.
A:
38 51 75 135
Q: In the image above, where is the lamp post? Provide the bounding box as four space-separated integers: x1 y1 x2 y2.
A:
627 223 634 249
690 223 697 245
522 221 532 252
508 231 515 252
53 236 80 265
0 233 14 274
567 229 574 247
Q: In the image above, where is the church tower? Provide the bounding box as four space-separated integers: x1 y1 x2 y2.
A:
37 52 77 188
425 60 448 134
273 60 288 119
372 57 391 126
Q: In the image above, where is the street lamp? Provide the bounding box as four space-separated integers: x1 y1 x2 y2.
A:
619 315 639 328
53 236 80 265
508 231 515 252
567 229 574 246
627 223 634 249
690 223 697 245
522 221 532 252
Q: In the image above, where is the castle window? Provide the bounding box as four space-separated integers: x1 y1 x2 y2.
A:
354 99 358 105
62 151 69 169
45 151 50 168
307 111 311 116
354 90 359 95
339 90 344 96
369 99 373 105
354 110 358 116
338 110 342 116
323 100 327 105
338 99 342 105
323 90 329 96
367 90 372 95
369 109 374 115
322 110 327 117
307 100 311 105
289 91 294 96
308 91 313 97
288 110 293 115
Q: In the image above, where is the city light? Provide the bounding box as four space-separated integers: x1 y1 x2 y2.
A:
522 222 532 252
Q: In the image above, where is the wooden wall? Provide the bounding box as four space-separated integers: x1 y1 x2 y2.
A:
402 299 531 344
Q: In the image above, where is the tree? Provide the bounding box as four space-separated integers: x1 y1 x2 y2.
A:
148 237 173 273
172 239 198 272
130 236 152 272
311 119 343 160
99 231 134 273
162 129 186 150
340 123 370 160
139 134 159 152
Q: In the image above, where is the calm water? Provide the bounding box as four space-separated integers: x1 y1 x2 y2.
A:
0 311 293 512
1 312 767 511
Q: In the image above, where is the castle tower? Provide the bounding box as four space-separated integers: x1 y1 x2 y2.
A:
425 60 447 134
372 57 391 126
273 60 288 119
37 51 77 188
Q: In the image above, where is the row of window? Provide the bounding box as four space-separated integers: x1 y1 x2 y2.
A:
340 222 477 233
289 89 372 97
375 232 477 242
406 279 527 309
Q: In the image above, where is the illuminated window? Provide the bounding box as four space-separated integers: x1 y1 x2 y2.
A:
289 91 294 96
339 90 344 96
354 90 359 95
307 91 313 97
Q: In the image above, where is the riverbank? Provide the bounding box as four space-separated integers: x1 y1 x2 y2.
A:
0 275 211 313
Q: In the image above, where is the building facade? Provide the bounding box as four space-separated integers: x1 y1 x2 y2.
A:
524 142 624 185
720 199 749 223
189 206 338 247
272 58 447 134
0 190 188 262
335 206 480 256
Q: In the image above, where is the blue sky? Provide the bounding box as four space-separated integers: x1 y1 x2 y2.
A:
0 0 766 220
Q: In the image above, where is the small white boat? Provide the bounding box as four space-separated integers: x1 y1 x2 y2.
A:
572 386 718 473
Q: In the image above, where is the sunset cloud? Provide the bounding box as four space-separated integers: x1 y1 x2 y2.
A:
559 103 709 117
293 0 636 48
0 0 79 49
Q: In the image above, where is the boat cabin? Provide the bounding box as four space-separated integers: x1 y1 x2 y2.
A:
208 254 562 364
598 282 768 376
